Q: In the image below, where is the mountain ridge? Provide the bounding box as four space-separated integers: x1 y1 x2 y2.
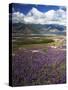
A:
12 23 66 35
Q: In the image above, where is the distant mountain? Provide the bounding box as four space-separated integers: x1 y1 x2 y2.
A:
30 24 66 31
12 23 66 35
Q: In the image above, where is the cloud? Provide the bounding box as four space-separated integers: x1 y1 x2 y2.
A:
12 7 66 25
56 9 66 19
45 8 66 25
23 8 47 24
45 10 56 20
27 8 44 18
12 11 24 23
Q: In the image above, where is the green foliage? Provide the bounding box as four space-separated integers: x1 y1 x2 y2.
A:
13 38 54 45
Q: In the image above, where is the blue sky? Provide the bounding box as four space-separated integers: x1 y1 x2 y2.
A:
12 3 66 15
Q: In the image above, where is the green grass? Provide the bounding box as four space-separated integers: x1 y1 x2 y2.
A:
13 38 54 45
12 37 55 52
12 36 64 53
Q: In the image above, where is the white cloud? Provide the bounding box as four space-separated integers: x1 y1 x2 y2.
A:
12 7 66 25
55 9 66 20
12 11 24 23
27 8 44 18
45 10 56 20
24 16 35 24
